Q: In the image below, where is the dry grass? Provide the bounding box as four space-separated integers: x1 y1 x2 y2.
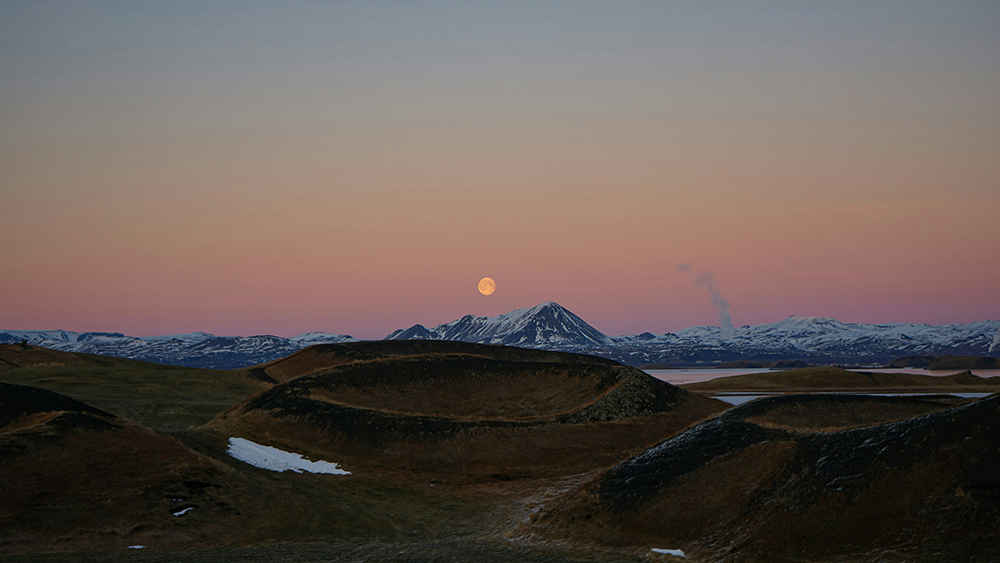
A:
526 395 1000 562
307 363 619 420
736 395 964 432
210 354 726 483
0 354 267 432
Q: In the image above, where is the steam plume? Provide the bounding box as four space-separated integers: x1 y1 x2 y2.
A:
990 324 1000 354
677 264 734 340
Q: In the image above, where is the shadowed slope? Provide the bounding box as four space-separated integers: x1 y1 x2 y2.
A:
725 392 967 432
528 394 1000 562
0 382 532 557
0 382 238 554
212 353 726 481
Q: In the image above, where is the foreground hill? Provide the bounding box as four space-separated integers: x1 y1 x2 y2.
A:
211 350 726 482
682 366 1000 393
0 345 267 431
527 393 1000 562
0 382 237 553
0 380 507 558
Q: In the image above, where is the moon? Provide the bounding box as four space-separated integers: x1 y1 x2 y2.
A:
478 277 496 296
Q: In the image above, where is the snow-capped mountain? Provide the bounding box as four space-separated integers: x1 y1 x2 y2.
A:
5 305 997 369
386 306 999 366
0 329 356 369
386 302 612 348
609 315 1000 365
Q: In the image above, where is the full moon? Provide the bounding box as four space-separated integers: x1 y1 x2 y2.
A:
478 277 496 296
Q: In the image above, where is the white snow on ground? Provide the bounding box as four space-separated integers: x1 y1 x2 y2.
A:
127 545 146 549
173 507 193 517
227 437 351 475
651 548 686 557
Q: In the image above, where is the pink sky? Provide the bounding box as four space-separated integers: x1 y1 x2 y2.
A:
2 3 998 339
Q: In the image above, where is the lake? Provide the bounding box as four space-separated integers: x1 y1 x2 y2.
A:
642 367 1000 386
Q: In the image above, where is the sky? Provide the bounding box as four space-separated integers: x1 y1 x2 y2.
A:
2 1 998 339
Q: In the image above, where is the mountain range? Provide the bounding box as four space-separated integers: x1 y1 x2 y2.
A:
4 301 998 368
0 329 355 369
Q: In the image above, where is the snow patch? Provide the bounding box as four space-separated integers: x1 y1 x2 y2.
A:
227 437 350 475
127 545 146 549
172 507 193 517
651 548 686 557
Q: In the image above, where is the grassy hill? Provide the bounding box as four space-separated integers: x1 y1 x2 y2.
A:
211 353 726 483
9 341 996 561
525 393 1000 562
1 343 721 560
0 382 238 552
0 345 267 431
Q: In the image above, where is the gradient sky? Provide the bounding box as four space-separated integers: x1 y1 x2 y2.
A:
2 1 998 339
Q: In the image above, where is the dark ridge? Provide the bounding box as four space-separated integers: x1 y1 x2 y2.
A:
716 359 810 369
275 339 621 367
570 393 1000 521
557 367 688 423
246 368 279 384
596 417 784 510
791 394 1000 498
240 355 684 428
723 392 963 419
0 381 115 428
885 354 936 368
248 394 527 445
254 340 624 385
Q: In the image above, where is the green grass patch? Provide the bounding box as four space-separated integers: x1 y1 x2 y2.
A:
0 358 265 431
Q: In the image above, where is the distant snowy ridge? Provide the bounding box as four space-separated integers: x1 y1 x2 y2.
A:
0 329 356 369
4 304 997 368
386 305 1000 365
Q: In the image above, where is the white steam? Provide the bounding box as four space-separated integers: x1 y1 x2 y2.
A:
677 264 735 340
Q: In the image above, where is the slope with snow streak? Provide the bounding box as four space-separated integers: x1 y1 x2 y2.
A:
226 437 350 475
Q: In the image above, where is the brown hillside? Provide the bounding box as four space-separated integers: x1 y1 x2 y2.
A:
253 340 620 384
526 394 1000 562
715 392 964 433
0 382 239 554
682 366 1000 393
0 344 90 372
211 354 726 482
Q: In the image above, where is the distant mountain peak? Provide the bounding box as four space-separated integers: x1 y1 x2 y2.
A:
386 301 611 348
